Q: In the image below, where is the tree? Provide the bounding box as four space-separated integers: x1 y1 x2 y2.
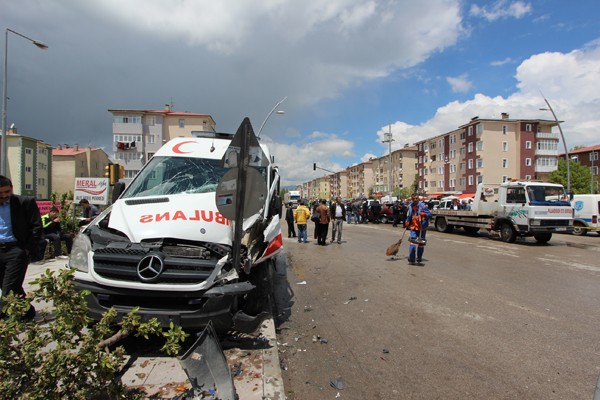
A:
548 159 592 194
0 269 188 399
411 174 419 195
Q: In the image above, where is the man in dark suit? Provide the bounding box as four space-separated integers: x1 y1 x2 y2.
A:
0 175 42 320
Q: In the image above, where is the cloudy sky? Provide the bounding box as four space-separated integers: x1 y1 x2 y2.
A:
1 0 599 186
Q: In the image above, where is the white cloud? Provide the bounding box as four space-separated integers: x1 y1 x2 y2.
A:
388 40 600 156
470 1 532 21
490 57 515 66
446 74 473 93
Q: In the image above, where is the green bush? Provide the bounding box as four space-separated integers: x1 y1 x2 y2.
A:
0 268 189 399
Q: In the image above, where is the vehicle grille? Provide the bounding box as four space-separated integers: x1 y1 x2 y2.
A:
540 219 571 227
92 247 218 284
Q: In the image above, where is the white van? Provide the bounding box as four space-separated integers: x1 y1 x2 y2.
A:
571 194 600 236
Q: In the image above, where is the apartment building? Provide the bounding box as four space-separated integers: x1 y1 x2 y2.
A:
52 145 111 195
416 114 561 195
372 145 418 197
2 129 53 198
328 170 349 199
108 105 216 183
564 144 600 193
347 159 374 199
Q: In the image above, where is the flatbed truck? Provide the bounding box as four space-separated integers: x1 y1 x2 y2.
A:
431 181 573 243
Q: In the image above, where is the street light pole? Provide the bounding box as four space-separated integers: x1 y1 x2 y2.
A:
540 97 570 193
382 124 394 201
1 28 48 176
257 96 287 139
592 150 597 193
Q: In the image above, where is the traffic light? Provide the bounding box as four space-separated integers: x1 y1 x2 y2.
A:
313 163 316 171
110 163 120 185
104 163 116 185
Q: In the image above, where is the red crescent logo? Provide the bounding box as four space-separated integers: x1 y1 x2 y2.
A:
172 141 196 154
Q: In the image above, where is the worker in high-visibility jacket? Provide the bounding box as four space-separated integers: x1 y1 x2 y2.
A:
405 193 432 265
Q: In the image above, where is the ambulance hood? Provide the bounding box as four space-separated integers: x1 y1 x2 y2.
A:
108 193 233 245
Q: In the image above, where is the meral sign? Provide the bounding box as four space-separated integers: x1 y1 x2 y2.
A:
74 178 109 205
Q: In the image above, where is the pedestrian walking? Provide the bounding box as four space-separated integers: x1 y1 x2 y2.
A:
294 201 311 243
285 202 297 238
405 193 432 265
0 175 42 321
361 200 369 224
330 197 346 244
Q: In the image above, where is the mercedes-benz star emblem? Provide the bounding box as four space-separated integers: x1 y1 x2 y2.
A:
137 254 165 282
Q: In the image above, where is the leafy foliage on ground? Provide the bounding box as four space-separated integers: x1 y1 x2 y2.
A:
0 268 189 400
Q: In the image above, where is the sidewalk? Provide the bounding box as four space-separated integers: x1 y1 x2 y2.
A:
24 258 285 399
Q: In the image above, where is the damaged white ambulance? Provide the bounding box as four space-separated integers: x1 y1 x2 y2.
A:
69 127 283 333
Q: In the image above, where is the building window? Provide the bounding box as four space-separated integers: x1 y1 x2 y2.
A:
536 157 558 167
25 167 32 173
592 166 598 176
503 142 508 152
476 141 483 151
537 140 558 151
476 124 483 134
525 124 532 132
468 159 474 169
476 159 484 169
450 164 456 173
179 119 185 128
525 158 532 166
25 184 32 190
25 148 33 155
468 175 473 185
525 141 532 149
502 159 508 168
502 125 507 135
477 175 484 184
525 175 532 180
468 126 473 136
460 132 466 140
468 143 473 153
506 187 526 203
502 176 508 182
590 152 599 161
450 135 456 144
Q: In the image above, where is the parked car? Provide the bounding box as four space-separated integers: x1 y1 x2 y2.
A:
367 202 394 223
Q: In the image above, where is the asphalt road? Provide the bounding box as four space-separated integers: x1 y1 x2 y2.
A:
275 221 600 399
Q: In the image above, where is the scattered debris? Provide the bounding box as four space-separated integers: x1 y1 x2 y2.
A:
330 376 345 390
296 281 307 285
303 306 313 312
343 296 357 305
383 348 389 354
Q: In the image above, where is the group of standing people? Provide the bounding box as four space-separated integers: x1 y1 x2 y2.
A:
284 197 347 245
283 192 433 265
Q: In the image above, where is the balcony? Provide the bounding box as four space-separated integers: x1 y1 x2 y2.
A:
534 164 558 173
536 132 559 140
535 149 558 156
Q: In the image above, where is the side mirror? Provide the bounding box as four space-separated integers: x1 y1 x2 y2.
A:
112 182 126 203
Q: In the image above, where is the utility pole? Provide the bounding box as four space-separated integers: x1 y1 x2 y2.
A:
382 124 394 201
